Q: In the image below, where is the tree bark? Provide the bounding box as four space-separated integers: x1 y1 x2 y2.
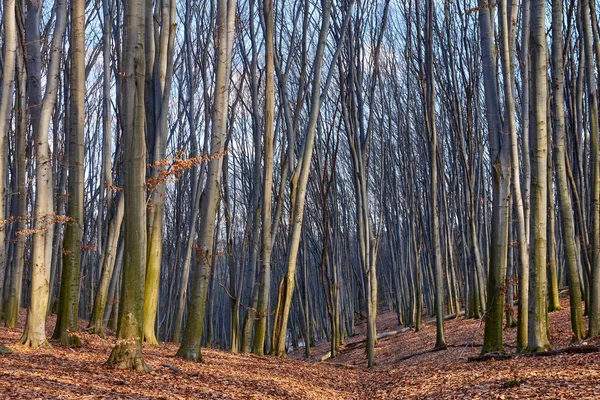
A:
53 0 86 345
106 0 151 371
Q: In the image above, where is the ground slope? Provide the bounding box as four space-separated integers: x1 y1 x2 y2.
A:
1 296 599 399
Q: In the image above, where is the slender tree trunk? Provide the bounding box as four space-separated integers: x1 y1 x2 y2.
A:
88 194 124 335
271 0 331 357
551 0 585 340
499 0 530 351
0 0 17 317
176 0 236 361
547 109 561 312
479 0 512 355
143 0 177 345
425 0 446 350
582 0 600 338
19 0 67 348
5 45 26 328
526 0 551 353
252 0 275 355
53 0 86 345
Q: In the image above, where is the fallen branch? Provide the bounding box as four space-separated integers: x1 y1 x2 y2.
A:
376 326 413 341
325 362 360 370
468 345 600 362
161 363 184 374
161 363 200 377
394 346 446 362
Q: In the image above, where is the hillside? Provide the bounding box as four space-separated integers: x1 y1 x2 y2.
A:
1 297 599 399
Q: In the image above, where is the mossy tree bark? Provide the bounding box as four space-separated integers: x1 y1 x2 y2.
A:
478 0 512 355
53 0 86 346
142 0 177 346
525 0 552 353
106 0 150 372
176 0 236 362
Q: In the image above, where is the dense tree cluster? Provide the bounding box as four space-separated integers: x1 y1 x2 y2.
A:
0 0 599 369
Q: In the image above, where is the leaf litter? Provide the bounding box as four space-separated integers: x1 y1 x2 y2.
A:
1 295 599 399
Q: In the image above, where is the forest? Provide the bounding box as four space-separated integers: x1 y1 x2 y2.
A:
1 0 600 397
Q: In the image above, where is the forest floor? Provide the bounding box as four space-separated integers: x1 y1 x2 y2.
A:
1 295 599 399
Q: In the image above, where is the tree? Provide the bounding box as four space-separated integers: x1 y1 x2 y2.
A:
425 0 446 351
0 0 17 318
19 0 68 348
582 0 600 338
53 0 86 346
143 0 177 345
526 0 551 353
271 0 332 358
105 0 151 371
551 0 586 340
176 0 237 362
478 0 512 354
252 0 276 355
498 0 530 351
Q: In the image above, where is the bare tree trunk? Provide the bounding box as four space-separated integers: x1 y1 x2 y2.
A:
582 0 600 338
252 0 275 355
499 0 530 351
53 0 86 345
176 0 236 362
551 0 586 340
425 0 446 351
143 0 177 345
479 0 512 355
526 0 551 353
106 0 151 371
88 194 124 335
0 0 17 317
5 45 26 328
19 0 67 348
271 0 332 357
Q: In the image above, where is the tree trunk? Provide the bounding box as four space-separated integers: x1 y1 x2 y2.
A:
19 0 67 349
106 0 150 371
582 0 600 338
0 0 17 318
479 0 512 355
53 0 86 345
252 0 276 355
271 0 332 357
176 0 236 361
5 44 26 328
526 0 551 353
88 194 124 335
551 0 585 340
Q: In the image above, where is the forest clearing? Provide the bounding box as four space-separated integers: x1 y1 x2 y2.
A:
1 296 599 399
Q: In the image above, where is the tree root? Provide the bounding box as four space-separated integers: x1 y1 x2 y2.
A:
0 344 12 355
106 341 151 372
